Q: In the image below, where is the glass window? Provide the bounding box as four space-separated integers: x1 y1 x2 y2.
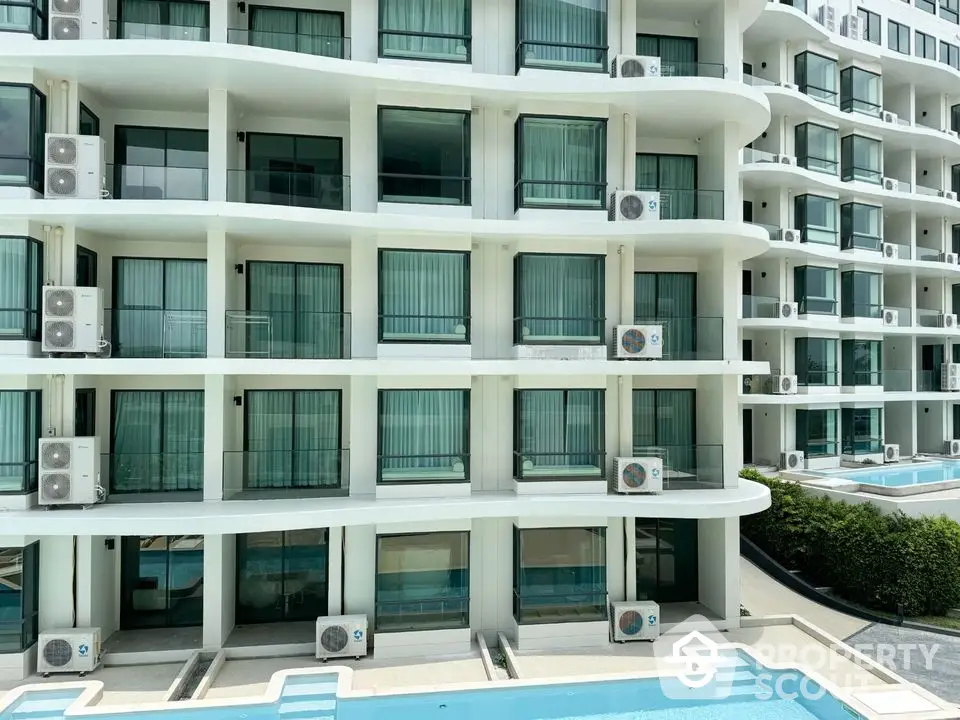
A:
379 0 470 63
112 257 207 357
795 123 838 175
78 103 100 137
375 532 469 632
839 67 880 116
795 337 838 386
378 249 470 343
0 0 45 36
75 388 96 437
632 390 713 490
113 126 209 200
635 519 698 603
0 391 40 494
377 107 470 206
841 270 882 319
377 389 469 483
636 34 697 76
794 51 838 105
916 30 936 60
244 262 344 359
513 389 604 479
236 530 329 624
0 84 46 192
796 409 838 458
110 390 204 494
917 0 935 12
514 254 604 344
243 391 342 491
794 194 837 245
840 202 882 251
636 154 706 220
120 536 204 629
888 20 909 54
118 0 209 39
634 272 708 360
245 133 344 209
515 115 606 210
517 0 607 72
794 265 837 315
76 246 97 287
0 236 42 340
513 527 606 624
0 543 39 653
841 407 883 455
842 340 882 387
942 41 960 70
841 134 882 184
249 8 345 58
943 0 960 24
954 104 960 134
857 7 880 44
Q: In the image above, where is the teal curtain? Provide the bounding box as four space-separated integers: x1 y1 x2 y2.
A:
379 250 468 341
246 262 343 359
520 0 606 69
634 272 696 359
0 237 40 340
0 391 39 493
636 154 697 219
250 8 343 57
516 254 603 341
519 117 605 206
635 34 697 75
120 0 208 39
516 390 602 473
632 390 696 486
380 0 469 60
379 390 467 480
113 258 206 358
111 391 204 493
244 391 340 490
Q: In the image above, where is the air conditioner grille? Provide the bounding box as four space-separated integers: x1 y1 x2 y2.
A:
41 442 72 469
44 289 75 317
620 59 645 77
781 377 793 392
621 462 647 488
620 328 648 354
51 16 81 39
41 474 72 500
44 321 74 348
47 137 78 165
42 638 73 668
788 454 800 468
885 446 896 460
320 625 348 653
51 0 81 13
781 303 793 318
47 168 77 196
617 610 644 636
884 310 894 324
619 194 645 219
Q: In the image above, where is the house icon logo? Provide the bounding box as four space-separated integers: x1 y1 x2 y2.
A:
652 615 733 701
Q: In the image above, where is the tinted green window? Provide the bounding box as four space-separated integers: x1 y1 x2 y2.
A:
0 390 40 494
841 270 882 318
841 407 882 454
249 8 344 57
379 0 471 63
517 0 607 72
795 51 838 105
0 542 39 652
795 337 838 386
245 133 344 209
120 536 204 629
840 202 881 250
515 254 604 344
796 409 838 458
635 519 698 603
795 123 838 175
841 134 882 184
794 195 837 245
0 84 46 192
842 339 882 386
118 0 209 39
794 266 837 315
0 236 42 340
840 67 881 116
513 389 604 480
379 250 470 343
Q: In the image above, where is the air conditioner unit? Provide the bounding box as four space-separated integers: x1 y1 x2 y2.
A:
940 191 958 201
611 601 660 642
41 286 104 354
817 4 836 31
946 439 960 456
610 54 660 78
44 134 104 199
883 444 900 463
940 313 957 329
941 366 960 391
614 457 663 494
37 628 101 675
316 615 367 661
614 324 663 359
773 154 796 166
840 14 862 41
609 190 660 221
883 177 899 192
780 228 801 242
881 243 898 260
778 301 799 319
780 450 805 470
49 0 107 39
38 437 104 507
771 374 798 394
881 110 898 124
882 308 899 327
942 252 958 265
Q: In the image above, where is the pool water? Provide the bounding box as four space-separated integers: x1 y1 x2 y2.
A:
815 460 960 487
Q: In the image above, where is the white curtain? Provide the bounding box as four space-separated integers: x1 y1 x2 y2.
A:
380 250 467 340
380 0 468 60
0 391 36 493
521 0 605 68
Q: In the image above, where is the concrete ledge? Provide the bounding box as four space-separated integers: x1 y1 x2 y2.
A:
859 478 960 497
512 620 609 652
496 632 521 680
104 647 196 667
475 633 495 681
373 628 472 660
161 651 201 702
191 651 226 700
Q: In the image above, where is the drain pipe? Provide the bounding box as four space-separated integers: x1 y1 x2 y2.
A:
622 113 631 191
60 80 69 133
54 225 64 286
42 225 53 284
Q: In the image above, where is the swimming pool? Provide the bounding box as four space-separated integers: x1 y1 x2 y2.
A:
0 651 861 720
812 460 960 488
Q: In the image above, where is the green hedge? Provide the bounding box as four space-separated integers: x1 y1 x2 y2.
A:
740 468 960 616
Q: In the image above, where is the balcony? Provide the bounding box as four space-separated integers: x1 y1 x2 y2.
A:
796 369 839 387
223 450 348 497
918 370 941 392
842 437 883 455
515 40 607 73
513 451 604 481
916 247 946 263
841 369 882 388
225 311 350 359
107 164 209 201
741 294 782 319
379 314 471 344
633 317 723 360
226 29 351 59
916 309 950 328
109 20 209 40
377 453 470 484
632 444 724 489
105 309 207 359
647 189 724 220
0 461 36 494
226 170 350 210
104 453 204 495
512 317 604 346
375 597 470 634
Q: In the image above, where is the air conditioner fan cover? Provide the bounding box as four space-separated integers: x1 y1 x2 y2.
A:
47 168 77 196
51 17 81 38
43 638 73 667
620 59 646 77
42 474 72 499
617 610 645 636
51 0 81 13
884 246 894 257
47 137 78 165
619 194 645 219
41 442 72 469
787 454 800 468
884 311 894 323
886 446 896 460
621 462 655 488
44 321 74 348
781 377 793 392
781 303 793 317
320 625 349 653
44 289 75 316
620 328 651 354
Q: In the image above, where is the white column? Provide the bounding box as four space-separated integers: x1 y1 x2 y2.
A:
203 374 226 501
348 238 377 358
207 0 229 43
342 526 376 618
207 90 237 202
624 518 637 601
39 537 75 630
327 527 344 616
347 97 377 212
606 518 625 602
697 517 740 624
206 229 230 358
202 534 228 648
347 377 377 495
348 0 377 62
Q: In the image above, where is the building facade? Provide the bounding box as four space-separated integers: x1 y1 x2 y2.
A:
0 0 771 681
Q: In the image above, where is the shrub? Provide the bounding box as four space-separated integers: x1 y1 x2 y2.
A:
739 468 960 616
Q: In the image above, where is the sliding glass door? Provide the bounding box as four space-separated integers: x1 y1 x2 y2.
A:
245 133 344 209
118 0 209 39
634 272 698 359
635 519 699 603
120 536 204 629
249 7 344 57
636 153 697 219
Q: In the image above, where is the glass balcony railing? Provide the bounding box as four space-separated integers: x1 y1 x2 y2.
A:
226 170 349 210
109 20 209 40
661 61 725 78
224 310 350 359
0 157 42 193
631 444 724 489
0 308 39 341
743 148 778 165
797 369 839 386
916 246 945 262
887 242 911 259
0 462 37 494
512 317 604 345
106 164 209 200
841 234 881 251
380 30 471 64
743 73 776 88
104 452 204 494
379 314 470 344
882 369 913 391
379 173 470 206
515 41 607 73
753 223 783 241
918 370 941 392
105 309 207 358
841 369 882 387
841 302 882 320
514 179 606 211
916 308 948 328
797 297 837 315
223 449 348 494
741 294 781 319
633 316 723 360
226 29 350 59
513 451 604 481
843 437 883 455
375 597 470 633
642 189 724 220
377 453 470 484
513 590 607 624
802 440 838 459
915 183 942 197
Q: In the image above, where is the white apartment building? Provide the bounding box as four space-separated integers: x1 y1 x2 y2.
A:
0 0 772 682
742 0 960 470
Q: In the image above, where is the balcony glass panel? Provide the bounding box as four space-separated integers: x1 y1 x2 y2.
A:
796 337 838 386
636 154 711 219
841 134 882 184
247 8 344 57
842 339 882 387
119 536 204 630
515 115 606 210
840 67 881 116
794 194 837 245
635 272 720 359
0 0 45 37
514 389 604 480
796 409 838 458
117 0 208 39
794 266 837 315
795 123 838 175
378 390 469 483
842 407 883 455
0 236 41 341
513 527 606 624
636 34 699 77
841 270 882 319
245 133 344 209
514 254 603 344
379 250 470 343
375 532 469 632
113 126 208 199
0 543 38 653
0 390 40 494
840 202 881 251
379 0 470 63
795 51 838 105
0 84 45 192
517 0 607 72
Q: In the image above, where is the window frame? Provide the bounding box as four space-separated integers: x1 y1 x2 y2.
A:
794 51 838 106
840 202 882 251
0 236 43 341
839 66 881 117
841 407 883 455
0 83 46 193
841 269 883 319
942 0 960 24
915 29 937 60
247 6 346 58
887 19 910 54
794 122 838 175
857 7 881 44
795 337 839 386
794 194 838 246
78 103 100 137
841 339 882 387
515 0 609 73
635 33 697 76
0 0 46 38
112 125 210 200
840 133 883 184
378 0 472 63
116 0 210 38
794 265 838 315
0 542 39 652
917 0 936 13
243 131 345 210
796 409 839 458
0 390 41 495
